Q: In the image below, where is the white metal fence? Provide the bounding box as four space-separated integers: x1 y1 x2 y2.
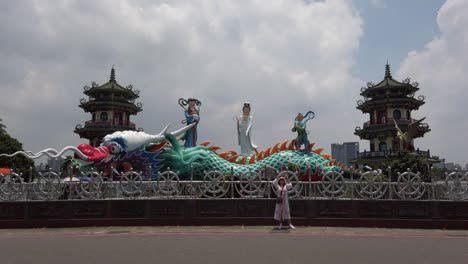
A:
0 167 467 201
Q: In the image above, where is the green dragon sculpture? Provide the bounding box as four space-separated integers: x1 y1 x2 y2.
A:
160 134 342 179
4 124 344 180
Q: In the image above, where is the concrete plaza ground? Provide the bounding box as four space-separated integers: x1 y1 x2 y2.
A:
1 226 467 264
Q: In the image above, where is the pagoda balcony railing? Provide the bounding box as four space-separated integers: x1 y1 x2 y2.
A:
79 98 143 110
363 118 418 128
358 149 430 159
80 120 136 130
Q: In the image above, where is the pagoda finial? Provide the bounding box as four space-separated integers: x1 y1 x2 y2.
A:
110 65 116 82
385 61 392 79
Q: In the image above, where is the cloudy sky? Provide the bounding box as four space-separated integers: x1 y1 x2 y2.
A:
1 0 467 166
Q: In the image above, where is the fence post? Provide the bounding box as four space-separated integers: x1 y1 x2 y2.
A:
28 166 33 200
350 169 354 200
231 167 234 199
147 166 152 199
431 166 436 200
387 166 392 200
68 167 73 201
306 163 311 199
190 165 193 199
28 167 33 183
110 166 115 200
266 167 271 199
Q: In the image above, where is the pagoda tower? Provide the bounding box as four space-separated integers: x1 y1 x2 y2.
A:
74 67 143 147
353 63 431 167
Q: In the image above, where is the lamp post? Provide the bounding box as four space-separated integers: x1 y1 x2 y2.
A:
443 158 446 173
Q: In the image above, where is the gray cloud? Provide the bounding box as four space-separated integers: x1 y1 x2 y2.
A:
0 0 365 163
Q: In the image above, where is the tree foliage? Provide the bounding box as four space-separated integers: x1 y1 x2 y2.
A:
384 151 431 181
0 127 35 177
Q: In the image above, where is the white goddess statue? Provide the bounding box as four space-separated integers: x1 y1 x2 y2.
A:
236 102 258 156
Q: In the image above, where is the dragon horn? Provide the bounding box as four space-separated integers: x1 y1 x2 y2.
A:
142 123 171 144
169 122 196 138
159 123 171 135
148 123 194 143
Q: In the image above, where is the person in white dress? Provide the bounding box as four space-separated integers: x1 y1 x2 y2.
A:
236 102 258 156
273 176 295 229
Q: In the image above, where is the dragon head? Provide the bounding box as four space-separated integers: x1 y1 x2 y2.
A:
75 123 194 163
76 144 112 162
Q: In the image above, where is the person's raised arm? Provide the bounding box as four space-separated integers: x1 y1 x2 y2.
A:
286 180 293 191
272 178 279 189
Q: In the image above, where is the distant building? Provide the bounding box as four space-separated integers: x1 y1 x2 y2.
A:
331 142 359 167
445 162 462 171
35 163 44 171
432 158 445 169
47 157 64 172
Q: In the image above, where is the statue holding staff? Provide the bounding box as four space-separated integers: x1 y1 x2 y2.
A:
292 111 314 152
179 98 202 148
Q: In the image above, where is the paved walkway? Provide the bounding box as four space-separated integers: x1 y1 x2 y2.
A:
1 226 467 264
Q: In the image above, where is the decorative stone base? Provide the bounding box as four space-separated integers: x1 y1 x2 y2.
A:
0 199 467 229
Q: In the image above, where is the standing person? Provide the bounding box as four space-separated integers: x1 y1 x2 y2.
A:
273 176 295 229
292 112 310 152
236 102 258 156
181 98 201 148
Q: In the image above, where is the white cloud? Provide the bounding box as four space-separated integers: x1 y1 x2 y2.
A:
0 0 363 162
398 0 468 165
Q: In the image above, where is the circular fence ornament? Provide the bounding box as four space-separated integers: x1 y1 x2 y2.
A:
356 170 388 199
155 170 180 197
395 169 426 200
0 172 25 201
236 170 264 198
119 171 145 197
319 171 346 198
78 171 104 199
271 170 302 198
200 170 228 198
34 171 63 200
445 171 468 200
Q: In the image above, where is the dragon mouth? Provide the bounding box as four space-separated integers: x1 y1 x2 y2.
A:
76 144 110 162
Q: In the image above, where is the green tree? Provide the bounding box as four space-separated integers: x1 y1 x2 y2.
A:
0 128 35 180
384 151 431 182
